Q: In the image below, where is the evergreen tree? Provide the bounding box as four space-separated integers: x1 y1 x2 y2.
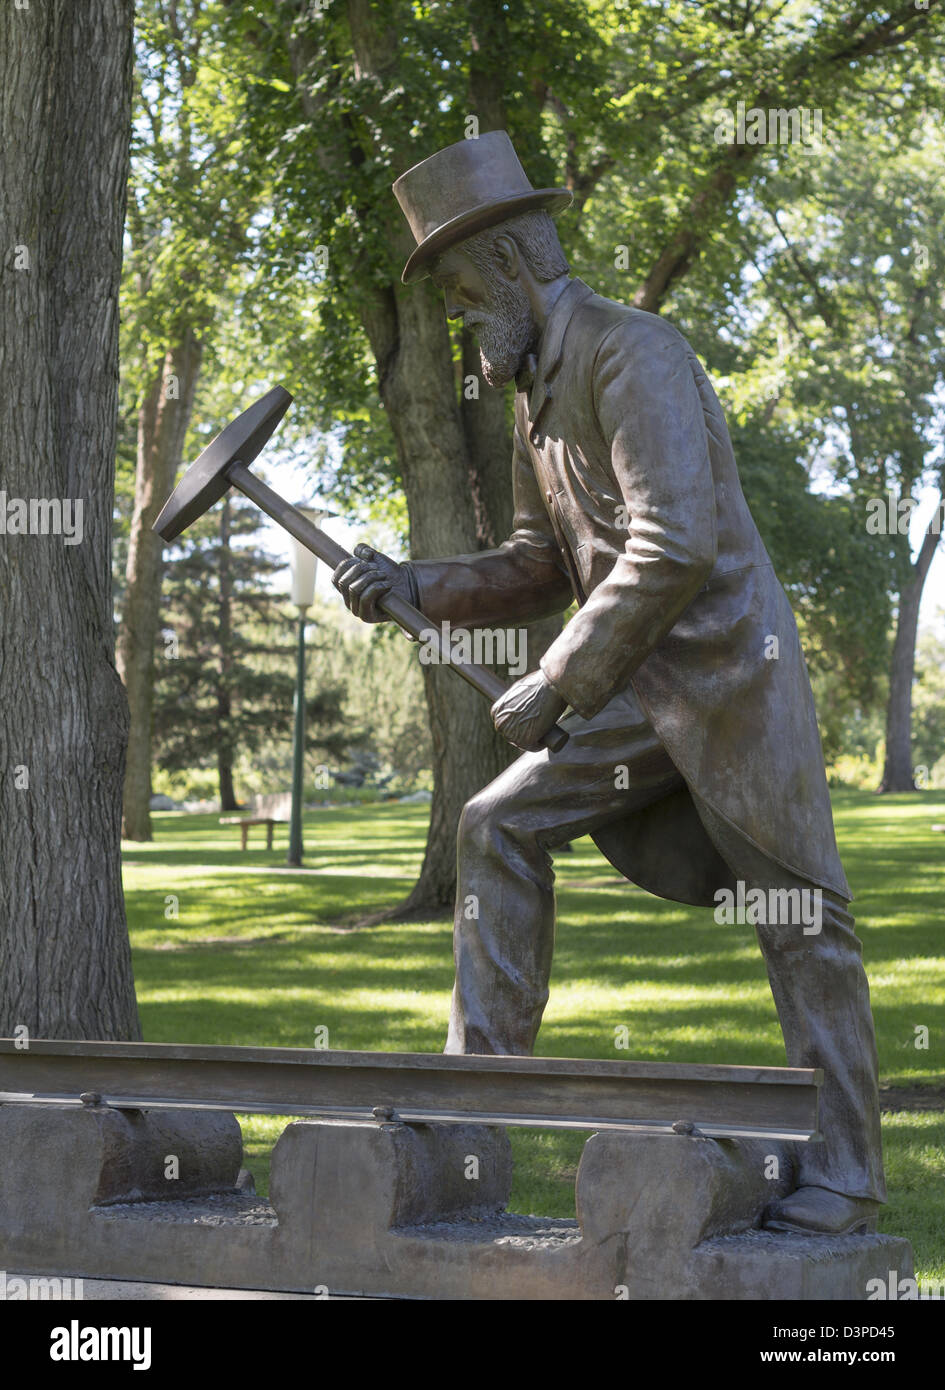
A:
153 493 347 808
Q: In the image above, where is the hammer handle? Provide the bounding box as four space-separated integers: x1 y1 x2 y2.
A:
228 463 569 754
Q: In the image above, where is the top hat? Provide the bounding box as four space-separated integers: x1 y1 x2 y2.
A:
392 130 572 284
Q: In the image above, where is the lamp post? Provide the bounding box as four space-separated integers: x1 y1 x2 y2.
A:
286 506 333 867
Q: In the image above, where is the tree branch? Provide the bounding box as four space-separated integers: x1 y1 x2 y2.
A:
632 0 938 312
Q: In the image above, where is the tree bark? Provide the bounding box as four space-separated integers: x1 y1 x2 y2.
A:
218 758 238 815
0 0 140 1038
217 495 239 812
380 282 511 911
117 332 203 839
878 500 943 793
461 326 514 547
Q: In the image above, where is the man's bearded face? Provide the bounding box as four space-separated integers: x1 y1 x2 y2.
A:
463 265 536 388
432 243 537 389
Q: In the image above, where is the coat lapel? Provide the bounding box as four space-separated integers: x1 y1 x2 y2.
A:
519 278 594 441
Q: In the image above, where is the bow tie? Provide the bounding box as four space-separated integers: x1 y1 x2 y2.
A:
515 352 539 396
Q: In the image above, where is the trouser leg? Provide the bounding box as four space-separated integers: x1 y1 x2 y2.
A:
757 881 885 1201
445 690 683 1055
701 811 886 1202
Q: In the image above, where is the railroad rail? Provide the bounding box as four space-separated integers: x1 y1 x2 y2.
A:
0 1040 821 1141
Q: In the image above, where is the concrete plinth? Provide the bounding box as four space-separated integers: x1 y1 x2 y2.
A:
0 1104 912 1300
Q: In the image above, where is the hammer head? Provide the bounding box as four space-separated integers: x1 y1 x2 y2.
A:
153 385 293 541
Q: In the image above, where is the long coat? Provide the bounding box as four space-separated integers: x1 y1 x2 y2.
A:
410 277 850 906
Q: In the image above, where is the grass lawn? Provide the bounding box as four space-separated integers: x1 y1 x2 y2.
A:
122 789 945 1281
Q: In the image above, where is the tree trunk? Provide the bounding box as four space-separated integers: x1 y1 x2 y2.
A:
217 495 239 812
117 332 203 839
0 0 140 1038
381 283 510 911
218 758 238 814
878 502 942 793
281 6 510 913
460 326 515 545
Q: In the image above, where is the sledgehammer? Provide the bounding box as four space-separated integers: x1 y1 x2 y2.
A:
153 386 569 753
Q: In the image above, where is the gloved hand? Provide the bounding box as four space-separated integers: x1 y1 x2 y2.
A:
332 544 417 622
490 669 568 752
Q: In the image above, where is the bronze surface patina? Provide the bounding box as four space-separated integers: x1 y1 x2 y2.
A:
333 130 885 1238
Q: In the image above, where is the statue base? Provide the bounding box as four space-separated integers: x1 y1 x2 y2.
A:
0 1103 912 1300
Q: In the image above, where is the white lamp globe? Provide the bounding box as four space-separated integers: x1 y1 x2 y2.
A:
288 507 334 609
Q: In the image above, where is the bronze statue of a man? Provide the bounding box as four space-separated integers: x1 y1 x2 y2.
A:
333 131 885 1236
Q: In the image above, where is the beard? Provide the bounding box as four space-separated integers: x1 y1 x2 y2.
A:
465 274 536 388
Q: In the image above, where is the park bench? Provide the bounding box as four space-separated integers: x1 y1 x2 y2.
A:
220 791 292 850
